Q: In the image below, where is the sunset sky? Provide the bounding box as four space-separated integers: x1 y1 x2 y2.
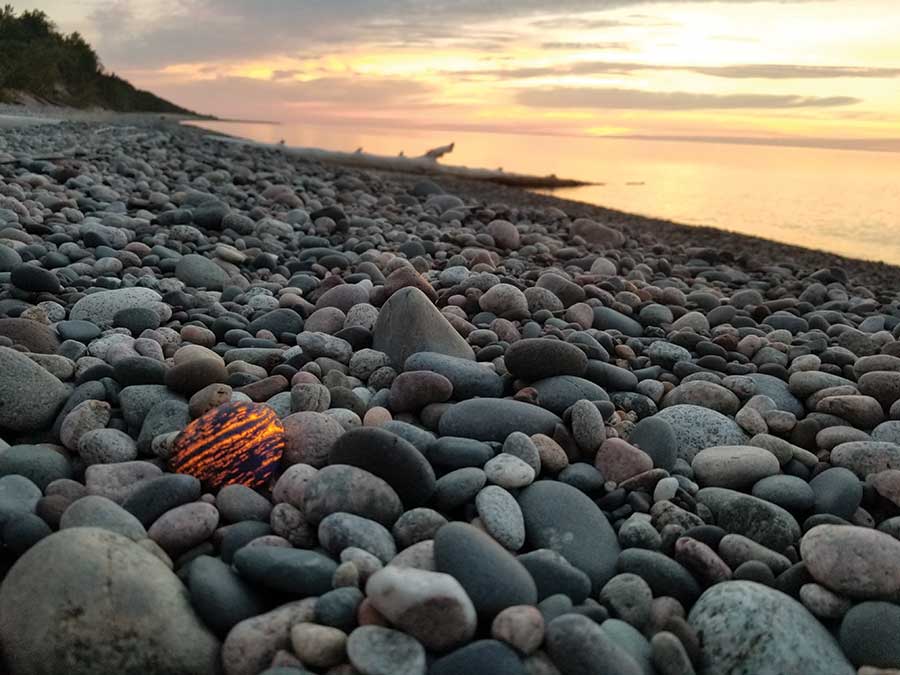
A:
17 1 900 149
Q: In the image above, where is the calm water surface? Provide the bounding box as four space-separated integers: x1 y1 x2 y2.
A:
189 121 900 265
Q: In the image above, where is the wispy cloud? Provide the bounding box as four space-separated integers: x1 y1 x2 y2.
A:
271 69 302 81
459 61 900 81
82 0 829 68
529 14 678 29
540 42 633 51
152 74 439 117
517 87 860 109
691 64 900 79
616 133 900 153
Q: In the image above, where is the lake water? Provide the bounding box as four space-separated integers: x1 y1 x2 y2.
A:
189 120 900 265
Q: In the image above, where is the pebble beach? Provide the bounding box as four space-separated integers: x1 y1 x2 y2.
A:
1 118 900 675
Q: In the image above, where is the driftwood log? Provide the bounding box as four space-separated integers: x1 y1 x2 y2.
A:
208 136 593 189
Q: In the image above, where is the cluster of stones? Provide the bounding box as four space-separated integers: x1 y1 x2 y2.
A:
1 120 900 674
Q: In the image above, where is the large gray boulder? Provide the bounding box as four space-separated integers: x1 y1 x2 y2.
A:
0 347 70 432
689 581 854 675
0 527 221 674
373 287 474 367
70 288 162 328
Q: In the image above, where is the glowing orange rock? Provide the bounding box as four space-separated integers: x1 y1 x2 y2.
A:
170 401 285 490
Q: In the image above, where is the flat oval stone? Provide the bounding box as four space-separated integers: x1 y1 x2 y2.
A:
233 546 337 596
654 405 749 462
404 352 504 399
504 338 588 381
365 566 476 652
809 467 862 519
697 488 800 552
801 524 900 600
329 427 435 508
530 376 609 416
304 465 403 527
519 480 620 593
434 522 537 616
689 581 854 675
692 445 780 489
438 399 561 442
839 601 900 669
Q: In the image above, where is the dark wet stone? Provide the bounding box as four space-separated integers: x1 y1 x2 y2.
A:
438 399 561 442
530 376 609 416
504 338 588 381
519 481 620 593
434 522 537 616
429 640 525 675
330 427 436 508
188 555 269 637
234 546 337 596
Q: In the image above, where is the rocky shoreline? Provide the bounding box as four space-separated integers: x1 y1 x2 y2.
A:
1 119 900 674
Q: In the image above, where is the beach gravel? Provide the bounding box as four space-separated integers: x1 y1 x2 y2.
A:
0 117 899 672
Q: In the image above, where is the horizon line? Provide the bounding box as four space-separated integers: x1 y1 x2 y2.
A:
191 117 900 155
